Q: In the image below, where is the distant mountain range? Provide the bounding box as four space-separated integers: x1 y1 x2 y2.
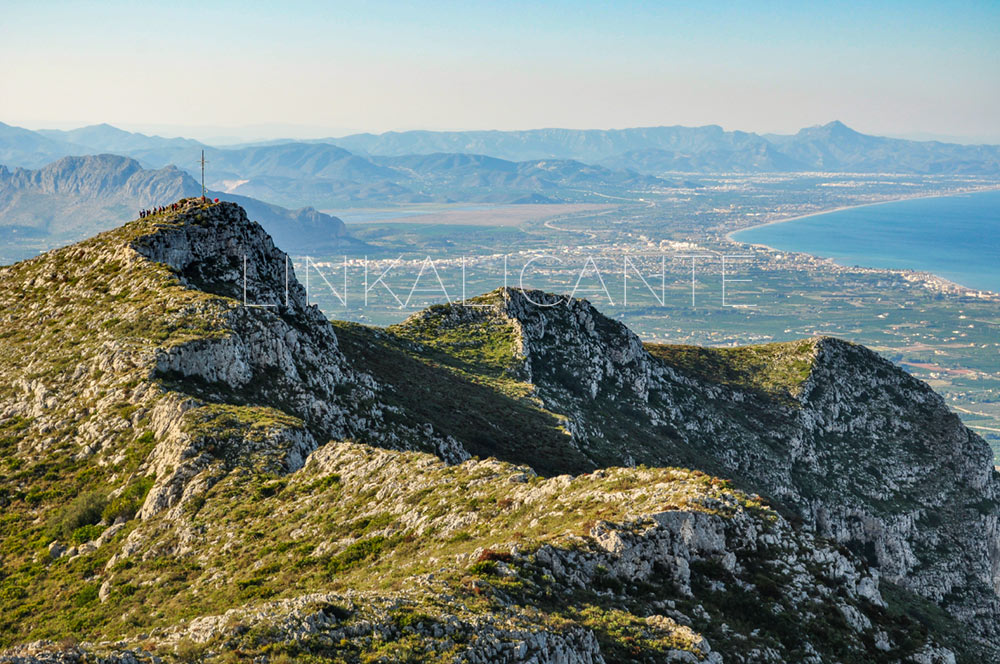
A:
324 121 1000 174
0 122 669 209
0 154 357 263
4 120 999 214
37 122 204 154
86 140 668 208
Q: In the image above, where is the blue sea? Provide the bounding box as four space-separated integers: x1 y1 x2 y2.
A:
731 189 1000 293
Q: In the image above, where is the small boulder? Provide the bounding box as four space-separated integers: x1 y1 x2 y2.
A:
48 541 65 560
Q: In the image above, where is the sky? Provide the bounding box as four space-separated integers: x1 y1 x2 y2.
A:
2 0 999 142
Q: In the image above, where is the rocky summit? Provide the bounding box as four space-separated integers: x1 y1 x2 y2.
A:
1 199 998 663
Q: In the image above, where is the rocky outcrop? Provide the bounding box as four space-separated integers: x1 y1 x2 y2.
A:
0 643 161 664
496 287 653 402
128 202 475 517
0 200 462 523
424 288 1000 654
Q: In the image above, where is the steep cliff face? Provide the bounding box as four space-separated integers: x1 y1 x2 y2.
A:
400 287 1000 652
0 200 459 523
0 201 994 662
789 340 1000 640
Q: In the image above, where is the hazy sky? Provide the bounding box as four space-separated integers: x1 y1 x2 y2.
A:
2 0 998 142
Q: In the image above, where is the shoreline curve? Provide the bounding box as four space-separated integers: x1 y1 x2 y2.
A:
724 186 1000 296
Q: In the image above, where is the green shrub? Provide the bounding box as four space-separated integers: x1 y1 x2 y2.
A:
752 572 783 600
70 523 105 544
469 560 498 576
49 491 107 540
317 473 341 489
326 535 399 575
72 584 99 607
392 609 438 629
184 494 207 517
174 638 208 663
256 479 287 499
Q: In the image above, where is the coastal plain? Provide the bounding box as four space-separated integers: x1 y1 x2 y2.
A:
310 174 1000 457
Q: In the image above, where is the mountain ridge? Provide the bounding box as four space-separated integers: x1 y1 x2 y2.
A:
322 120 1000 174
4 121 1000 212
38 123 206 154
0 200 996 662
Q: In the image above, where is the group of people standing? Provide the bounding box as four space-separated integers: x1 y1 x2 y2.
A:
138 202 183 218
138 198 222 219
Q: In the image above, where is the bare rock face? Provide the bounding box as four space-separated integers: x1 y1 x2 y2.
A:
496 287 654 403
445 289 1000 653
108 202 364 519
125 202 478 519
136 203 368 429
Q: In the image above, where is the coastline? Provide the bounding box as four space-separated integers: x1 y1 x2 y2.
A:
725 186 1000 242
724 186 1000 296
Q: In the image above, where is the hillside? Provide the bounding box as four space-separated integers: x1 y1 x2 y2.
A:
0 200 996 663
0 155 357 263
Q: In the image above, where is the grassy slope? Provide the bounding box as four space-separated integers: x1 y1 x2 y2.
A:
3 440 967 663
645 338 818 404
0 436 748 647
330 319 594 476
0 201 314 644
0 207 977 662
